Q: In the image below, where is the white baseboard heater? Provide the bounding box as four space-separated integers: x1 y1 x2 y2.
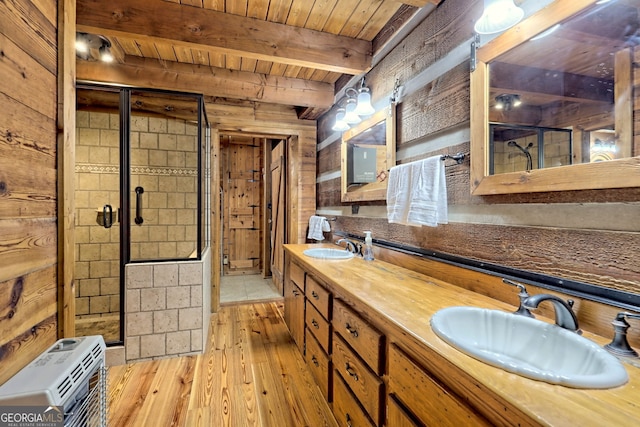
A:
0 335 107 427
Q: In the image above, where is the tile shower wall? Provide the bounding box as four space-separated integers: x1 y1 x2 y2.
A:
130 114 199 260
75 111 121 320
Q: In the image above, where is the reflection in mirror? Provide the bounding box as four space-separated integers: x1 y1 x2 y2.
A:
341 107 396 202
471 0 640 194
488 0 636 172
490 124 572 173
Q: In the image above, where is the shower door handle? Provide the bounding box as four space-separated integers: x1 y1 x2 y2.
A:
135 186 144 225
103 204 113 229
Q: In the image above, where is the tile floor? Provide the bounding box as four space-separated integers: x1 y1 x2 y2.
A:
220 274 283 304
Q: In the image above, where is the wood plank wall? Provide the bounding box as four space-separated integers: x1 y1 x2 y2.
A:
316 0 640 306
0 0 59 385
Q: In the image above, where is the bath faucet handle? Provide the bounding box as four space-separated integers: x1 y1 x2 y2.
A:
604 312 640 358
502 278 534 318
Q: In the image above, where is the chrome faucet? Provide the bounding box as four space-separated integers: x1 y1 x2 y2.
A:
524 294 581 334
336 238 360 254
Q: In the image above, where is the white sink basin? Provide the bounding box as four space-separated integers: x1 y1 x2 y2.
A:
430 306 628 389
303 248 354 260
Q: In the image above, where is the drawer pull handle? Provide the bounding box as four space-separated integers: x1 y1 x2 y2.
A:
311 356 319 367
311 319 319 329
311 290 320 299
292 289 300 296
345 363 359 381
346 413 352 427
345 323 359 338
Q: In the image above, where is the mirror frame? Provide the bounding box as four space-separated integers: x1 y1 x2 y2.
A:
341 106 396 202
470 0 640 195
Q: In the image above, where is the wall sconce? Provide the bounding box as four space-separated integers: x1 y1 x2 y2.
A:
331 78 375 132
76 32 114 63
494 93 521 111
474 0 524 34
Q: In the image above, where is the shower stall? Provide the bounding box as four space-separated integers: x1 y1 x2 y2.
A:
75 85 211 361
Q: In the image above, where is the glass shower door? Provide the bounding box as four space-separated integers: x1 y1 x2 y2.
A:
129 90 201 261
75 87 122 343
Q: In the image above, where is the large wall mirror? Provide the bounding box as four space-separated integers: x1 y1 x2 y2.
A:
471 0 640 195
341 107 396 202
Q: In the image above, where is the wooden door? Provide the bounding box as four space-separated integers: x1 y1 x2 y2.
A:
222 136 263 275
270 140 286 293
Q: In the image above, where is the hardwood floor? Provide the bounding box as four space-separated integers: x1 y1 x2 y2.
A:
108 302 338 427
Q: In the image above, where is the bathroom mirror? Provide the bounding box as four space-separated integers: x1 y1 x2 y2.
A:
470 0 640 195
341 107 396 202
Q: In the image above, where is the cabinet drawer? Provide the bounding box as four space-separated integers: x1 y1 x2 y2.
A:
305 331 331 401
332 299 384 374
306 302 330 353
306 275 331 319
290 262 305 290
333 333 383 426
333 371 375 427
388 344 491 427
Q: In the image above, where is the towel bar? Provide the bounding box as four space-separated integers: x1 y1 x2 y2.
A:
441 153 465 164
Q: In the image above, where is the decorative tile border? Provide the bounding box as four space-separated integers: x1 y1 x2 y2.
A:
76 163 197 176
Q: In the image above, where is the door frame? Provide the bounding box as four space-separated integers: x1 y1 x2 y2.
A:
209 126 316 312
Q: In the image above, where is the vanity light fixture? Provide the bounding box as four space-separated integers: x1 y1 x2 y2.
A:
75 32 114 63
474 0 524 35
331 107 350 132
494 94 521 111
353 78 375 116
332 77 375 132
343 97 362 125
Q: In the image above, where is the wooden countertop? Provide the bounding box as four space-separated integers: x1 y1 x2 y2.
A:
285 243 640 426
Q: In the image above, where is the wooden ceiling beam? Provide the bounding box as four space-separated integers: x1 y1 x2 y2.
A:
76 56 334 109
76 0 372 75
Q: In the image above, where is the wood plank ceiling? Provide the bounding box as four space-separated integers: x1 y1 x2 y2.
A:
76 0 440 120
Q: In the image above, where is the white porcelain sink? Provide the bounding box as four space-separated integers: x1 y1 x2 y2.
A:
303 248 354 260
430 306 628 389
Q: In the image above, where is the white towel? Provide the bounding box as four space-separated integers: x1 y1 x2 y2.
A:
387 156 448 227
407 156 448 227
386 162 414 225
308 215 330 241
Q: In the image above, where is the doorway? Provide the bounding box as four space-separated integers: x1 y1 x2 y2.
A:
220 135 264 276
219 134 288 299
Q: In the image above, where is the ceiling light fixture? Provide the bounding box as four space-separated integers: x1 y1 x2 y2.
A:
75 32 114 63
494 94 521 111
474 0 524 35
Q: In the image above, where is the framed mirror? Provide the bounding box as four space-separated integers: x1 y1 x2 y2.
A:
341 107 396 202
470 0 640 195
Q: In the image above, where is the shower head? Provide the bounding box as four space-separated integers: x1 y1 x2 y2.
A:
507 140 532 154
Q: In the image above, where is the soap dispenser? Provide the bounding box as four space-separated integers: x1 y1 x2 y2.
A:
363 231 374 261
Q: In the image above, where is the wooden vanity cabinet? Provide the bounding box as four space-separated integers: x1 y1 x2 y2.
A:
284 262 305 353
